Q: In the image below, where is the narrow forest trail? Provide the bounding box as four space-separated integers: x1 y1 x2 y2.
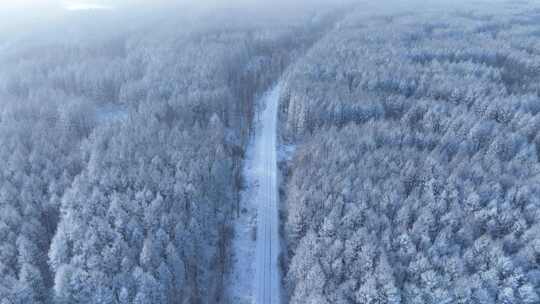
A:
228 83 282 304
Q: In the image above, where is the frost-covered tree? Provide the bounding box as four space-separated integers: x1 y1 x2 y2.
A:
0 2 346 303
281 1 540 303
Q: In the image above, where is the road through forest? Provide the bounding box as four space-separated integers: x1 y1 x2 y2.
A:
253 83 281 304
228 83 281 304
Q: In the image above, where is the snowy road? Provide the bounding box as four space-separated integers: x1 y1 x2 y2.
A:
253 83 281 304
228 83 281 304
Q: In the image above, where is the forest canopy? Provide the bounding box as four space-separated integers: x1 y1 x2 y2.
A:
2 0 540 304
280 1 540 303
0 3 344 303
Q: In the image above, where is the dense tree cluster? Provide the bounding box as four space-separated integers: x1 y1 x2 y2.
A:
0 5 343 303
281 2 540 303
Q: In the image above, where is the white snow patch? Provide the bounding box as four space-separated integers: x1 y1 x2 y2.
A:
227 151 259 303
95 103 127 124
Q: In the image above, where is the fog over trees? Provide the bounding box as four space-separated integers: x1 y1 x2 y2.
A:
1 0 540 304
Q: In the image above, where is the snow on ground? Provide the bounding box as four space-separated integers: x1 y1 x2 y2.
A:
227 83 282 304
226 145 258 303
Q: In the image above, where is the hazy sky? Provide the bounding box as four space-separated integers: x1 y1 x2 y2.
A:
0 0 354 39
0 1 139 37
1 0 119 11
0 0 308 11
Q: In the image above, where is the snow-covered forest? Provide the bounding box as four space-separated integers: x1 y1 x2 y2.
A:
280 1 540 303
2 0 540 303
0 2 344 303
